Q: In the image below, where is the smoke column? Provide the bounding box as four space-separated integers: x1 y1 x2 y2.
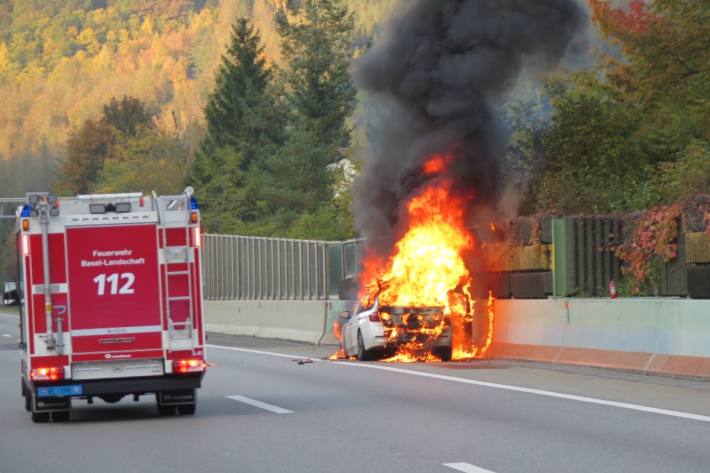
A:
353 0 586 254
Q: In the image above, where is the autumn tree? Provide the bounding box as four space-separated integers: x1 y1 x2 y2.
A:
56 119 117 195
524 0 710 214
56 96 155 195
95 126 188 195
101 96 155 136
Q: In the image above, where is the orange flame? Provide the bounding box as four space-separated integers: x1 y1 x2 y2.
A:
359 156 495 363
422 154 452 176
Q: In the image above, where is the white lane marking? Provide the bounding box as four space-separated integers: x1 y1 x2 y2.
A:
444 463 497 473
208 344 311 360
207 344 710 424
1 334 12 338
0 312 19 319
226 395 293 414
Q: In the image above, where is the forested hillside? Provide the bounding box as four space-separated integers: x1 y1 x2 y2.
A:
0 0 396 197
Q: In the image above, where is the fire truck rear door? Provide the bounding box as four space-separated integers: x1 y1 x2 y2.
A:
66 224 163 359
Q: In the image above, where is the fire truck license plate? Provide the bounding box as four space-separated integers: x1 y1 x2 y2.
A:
37 385 83 397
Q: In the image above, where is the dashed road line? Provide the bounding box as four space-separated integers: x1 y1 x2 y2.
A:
226 395 293 414
443 463 497 473
208 344 710 424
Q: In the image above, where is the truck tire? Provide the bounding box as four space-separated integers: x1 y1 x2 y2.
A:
31 411 50 423
52 410 70 422
177 403 196 415
21 380 31 411
157 404 176 416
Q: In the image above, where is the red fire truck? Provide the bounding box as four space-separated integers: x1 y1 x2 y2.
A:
15 188 207 422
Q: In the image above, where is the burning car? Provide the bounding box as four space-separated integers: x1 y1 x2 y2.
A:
339 299 452 361
332 157 496 363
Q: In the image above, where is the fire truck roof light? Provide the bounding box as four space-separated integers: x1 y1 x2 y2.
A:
90 203 106 214
21 219 30 231
114 202 131 213
20 204 31 217
190 196 199 210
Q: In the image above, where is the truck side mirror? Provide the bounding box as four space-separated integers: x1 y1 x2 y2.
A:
3 290 18 306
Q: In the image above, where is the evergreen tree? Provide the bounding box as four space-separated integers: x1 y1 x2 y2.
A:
196 17 282 169
277 0 357 149
250 0 358 239
189 18 283 232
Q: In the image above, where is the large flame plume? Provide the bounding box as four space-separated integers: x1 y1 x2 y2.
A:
356 157 494 362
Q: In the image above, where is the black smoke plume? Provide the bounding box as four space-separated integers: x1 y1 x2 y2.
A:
353 0 586 254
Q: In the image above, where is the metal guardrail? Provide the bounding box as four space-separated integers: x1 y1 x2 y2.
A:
202 235 366 301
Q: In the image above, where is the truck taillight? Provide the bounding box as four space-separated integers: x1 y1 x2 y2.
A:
193 227 201 247
369 312 381 323
174 359 206 374
22 219 30 231
30 367 64 382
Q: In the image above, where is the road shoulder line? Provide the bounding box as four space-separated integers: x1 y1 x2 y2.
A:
443 463 496 473
207 343 710 424
226 395 293 414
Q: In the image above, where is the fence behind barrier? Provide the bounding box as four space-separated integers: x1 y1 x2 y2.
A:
202 234 365 301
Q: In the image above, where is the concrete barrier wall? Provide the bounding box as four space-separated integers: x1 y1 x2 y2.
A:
205 299 356 345
492 299 710 377
205 297 710 377
205 300 328 344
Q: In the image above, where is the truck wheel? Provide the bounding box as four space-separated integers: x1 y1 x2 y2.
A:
177 403 196 415
158 404 175 416
22 381 31 411
31 411 50 423
52 410 70 422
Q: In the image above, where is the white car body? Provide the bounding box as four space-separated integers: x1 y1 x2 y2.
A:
341 299 452 361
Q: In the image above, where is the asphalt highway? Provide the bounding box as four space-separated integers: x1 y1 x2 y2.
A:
1 310 710 473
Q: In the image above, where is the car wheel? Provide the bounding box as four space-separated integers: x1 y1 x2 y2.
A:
433 346 452 362
357 331 371 361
